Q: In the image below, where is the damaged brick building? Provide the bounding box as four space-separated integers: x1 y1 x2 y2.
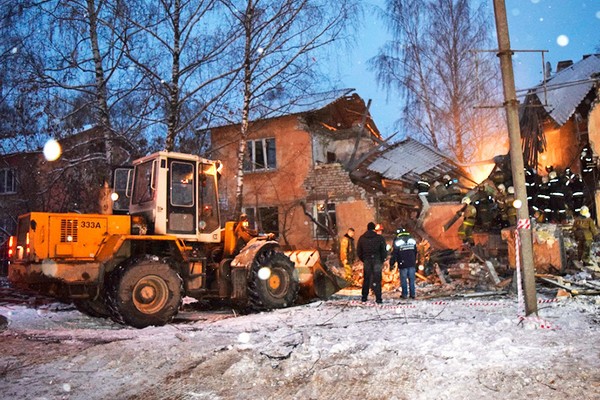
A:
210 89 385 250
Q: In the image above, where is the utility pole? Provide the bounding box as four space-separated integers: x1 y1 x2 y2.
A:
492 0 538 315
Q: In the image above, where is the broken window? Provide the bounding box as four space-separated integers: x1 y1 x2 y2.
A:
243 206 279 237
244 138 276 172
315 202 336 238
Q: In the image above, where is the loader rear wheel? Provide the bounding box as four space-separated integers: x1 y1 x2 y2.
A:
248 250 298 310
106 259 183 328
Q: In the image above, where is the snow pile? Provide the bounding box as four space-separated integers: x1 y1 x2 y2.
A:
1 293 599 399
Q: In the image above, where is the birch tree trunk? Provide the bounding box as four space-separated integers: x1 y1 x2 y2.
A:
86 0 113 167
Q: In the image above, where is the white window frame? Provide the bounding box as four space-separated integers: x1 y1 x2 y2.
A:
314 201 336 239
0 168 16 194
244 138 277 172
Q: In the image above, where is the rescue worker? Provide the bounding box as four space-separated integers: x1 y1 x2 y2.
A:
458 197 477 245
525 167 540 216
389 227 417 299
580 146 596 176
444 175 463 202
357 222 387 304
415 177 431 196
548 170 567 223
428 181 444 202
491 155 513 187
567 173 586 215
536 176 552 218
476 194 497 231
573 206 598 264
496 184 509 228
437 180 451 202
234 213 258 253
339 228 356 281
505 186 517 226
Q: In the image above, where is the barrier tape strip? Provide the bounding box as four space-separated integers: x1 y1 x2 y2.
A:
341 297 559 309
514 218 560 329
337 296 561 330
515 218 529 318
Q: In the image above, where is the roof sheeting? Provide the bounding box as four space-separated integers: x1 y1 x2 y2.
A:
534 54 600 126
366 138 459 182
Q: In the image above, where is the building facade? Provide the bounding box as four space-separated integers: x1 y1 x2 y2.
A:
210 90 383 250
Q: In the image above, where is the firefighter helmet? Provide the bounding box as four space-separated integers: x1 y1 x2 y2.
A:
396 227 409 236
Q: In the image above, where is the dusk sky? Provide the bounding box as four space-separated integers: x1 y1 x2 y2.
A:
337 0 600 138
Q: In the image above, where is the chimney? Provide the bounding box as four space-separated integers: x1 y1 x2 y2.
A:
556 60 573 73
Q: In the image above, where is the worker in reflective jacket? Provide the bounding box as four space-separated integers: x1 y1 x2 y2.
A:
573 206 598 264
567 173 586 215
458 197 477 245
389 228 417 299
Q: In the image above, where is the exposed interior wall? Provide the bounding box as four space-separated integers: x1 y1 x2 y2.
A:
537 119 582 174
590 103 600 224
334 199 377 241
588 101 600 156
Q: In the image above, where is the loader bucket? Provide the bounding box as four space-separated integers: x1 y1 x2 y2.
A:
285 250 350 301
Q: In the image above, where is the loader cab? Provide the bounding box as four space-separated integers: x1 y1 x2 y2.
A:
127 151 221 243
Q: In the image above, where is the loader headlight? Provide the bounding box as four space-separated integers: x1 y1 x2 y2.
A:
258 267 271 280
110 192 119 202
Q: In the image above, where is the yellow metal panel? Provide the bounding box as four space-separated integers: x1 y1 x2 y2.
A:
55 243 73 256
223 221 237 257
26 212 130 260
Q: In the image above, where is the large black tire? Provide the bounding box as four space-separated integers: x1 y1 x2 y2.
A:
106 259 183 328
248 250 299 310
74 297 110 318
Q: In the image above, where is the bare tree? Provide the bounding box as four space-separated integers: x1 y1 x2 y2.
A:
121 0 240 152
371 0 503 163
13 1 146 164
219 0 359 217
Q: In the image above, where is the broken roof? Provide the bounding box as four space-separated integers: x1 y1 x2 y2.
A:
210 88 358 128
532 54 600 126
283 88 356 116
366 137 466 184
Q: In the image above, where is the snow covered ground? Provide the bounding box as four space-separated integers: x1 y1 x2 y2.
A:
1 288 599 400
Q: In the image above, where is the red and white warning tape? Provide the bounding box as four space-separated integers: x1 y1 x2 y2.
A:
514 218 560 330
342 297 558 309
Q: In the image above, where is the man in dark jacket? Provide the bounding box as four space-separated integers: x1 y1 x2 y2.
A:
390 227 418 299
357 222 388 303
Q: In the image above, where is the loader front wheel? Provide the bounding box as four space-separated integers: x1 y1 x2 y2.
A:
74 297 110 318
107 260 183 328
248 250 298 310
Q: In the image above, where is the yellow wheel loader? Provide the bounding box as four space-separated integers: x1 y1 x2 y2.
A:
8 151 347 328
